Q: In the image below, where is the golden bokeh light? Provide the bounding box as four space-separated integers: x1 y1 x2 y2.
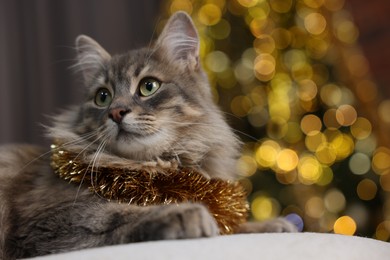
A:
254 34 276 53
378 100 390 124
234 60 255 84
357 179 377 201
276 171 297 184
209 19 231 40
335 104 357 126
255 140 280 168
323 0 345 11
333 216 357 236
269 0 293 13
205 51 230 73
230 95 252 117
375 221 390 241
237 155 258 177
304 0 324 9
237 0 260 8
276 149 299 172
298 155 322 185
249 17 268 38
305 132 326 152
315 143 337 165
323 109 341 129
247 6 269 24
251 195 281 221
305 196 325 218
380 172 390 192
271 28 292 49
211 52 231 74
198 4 222 26
301 114 322 136
317 166 334 186
306 37 329 59
350 117 372 140
283 122 303 144
324 189 346 213
297 79 318 102
304 12 327 35
330 133 354 160
334 20 359 44
320 84 342 106
372 147 390 175
169 0 193 14
254 53 276 81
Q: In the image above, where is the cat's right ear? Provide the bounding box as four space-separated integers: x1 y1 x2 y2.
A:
156 12 200 71
74 35 111 83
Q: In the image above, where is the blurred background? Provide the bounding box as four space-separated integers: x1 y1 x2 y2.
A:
1 0 390 241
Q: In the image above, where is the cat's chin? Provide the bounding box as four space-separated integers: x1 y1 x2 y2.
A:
110 131 167 161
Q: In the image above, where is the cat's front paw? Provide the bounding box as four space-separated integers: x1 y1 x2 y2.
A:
136 203 219 241
237 217 298 234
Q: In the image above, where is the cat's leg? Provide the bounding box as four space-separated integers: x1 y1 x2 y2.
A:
237 219 297 233
9 201 218 258
237 218 298 233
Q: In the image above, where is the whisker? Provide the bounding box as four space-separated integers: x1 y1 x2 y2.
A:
16 127 104 178
156 118 259 142
89 136 109 200
69 127 113 204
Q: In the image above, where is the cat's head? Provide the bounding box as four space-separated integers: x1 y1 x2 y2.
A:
51 12 240 178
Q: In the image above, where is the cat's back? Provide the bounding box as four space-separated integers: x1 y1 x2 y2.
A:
0 144 45 259
0 144 47 220
0 144 46 181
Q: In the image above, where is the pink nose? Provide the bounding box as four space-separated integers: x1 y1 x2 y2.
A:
109 108 130 123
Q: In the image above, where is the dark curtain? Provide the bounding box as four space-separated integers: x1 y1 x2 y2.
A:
0 0 161 145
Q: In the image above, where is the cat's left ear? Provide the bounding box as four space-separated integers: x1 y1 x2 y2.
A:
156 12 200 70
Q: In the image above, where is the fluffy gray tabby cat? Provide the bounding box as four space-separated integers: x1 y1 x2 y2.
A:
0 12 296 259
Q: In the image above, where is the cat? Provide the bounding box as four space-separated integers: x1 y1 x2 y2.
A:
0 12 296 259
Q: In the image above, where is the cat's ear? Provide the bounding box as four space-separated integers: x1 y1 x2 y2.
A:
156 12 200 70
74 35 111 83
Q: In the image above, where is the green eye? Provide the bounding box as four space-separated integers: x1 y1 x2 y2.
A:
139 78 161 97
94 88 112 107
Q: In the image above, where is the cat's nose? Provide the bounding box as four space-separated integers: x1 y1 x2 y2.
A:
109 107 131 124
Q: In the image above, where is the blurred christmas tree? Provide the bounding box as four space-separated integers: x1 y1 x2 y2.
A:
160 0 390 240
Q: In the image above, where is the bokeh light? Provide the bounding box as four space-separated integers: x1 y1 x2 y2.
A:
304 12 327 35
251 194 281 221
324 189 346 213
198 4 222 26
334 216 357 236
357 179 377 201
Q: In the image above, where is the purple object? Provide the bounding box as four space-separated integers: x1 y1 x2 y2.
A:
285 213 304 232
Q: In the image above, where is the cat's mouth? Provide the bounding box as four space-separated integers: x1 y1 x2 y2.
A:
115 126 157 142
116 129 146 140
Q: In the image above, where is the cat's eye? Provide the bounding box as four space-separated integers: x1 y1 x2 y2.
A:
139 78 161 97
94 88 112 107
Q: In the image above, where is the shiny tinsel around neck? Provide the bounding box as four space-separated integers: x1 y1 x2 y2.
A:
50 143 249 234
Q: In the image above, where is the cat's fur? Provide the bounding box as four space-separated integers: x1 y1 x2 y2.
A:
0 12 296 259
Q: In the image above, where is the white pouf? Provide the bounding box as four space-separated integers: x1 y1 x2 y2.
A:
30 233 390 260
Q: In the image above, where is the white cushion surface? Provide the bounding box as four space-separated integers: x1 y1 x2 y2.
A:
30 233 390 260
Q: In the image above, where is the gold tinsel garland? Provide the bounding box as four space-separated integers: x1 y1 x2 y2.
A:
50 143 249 234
